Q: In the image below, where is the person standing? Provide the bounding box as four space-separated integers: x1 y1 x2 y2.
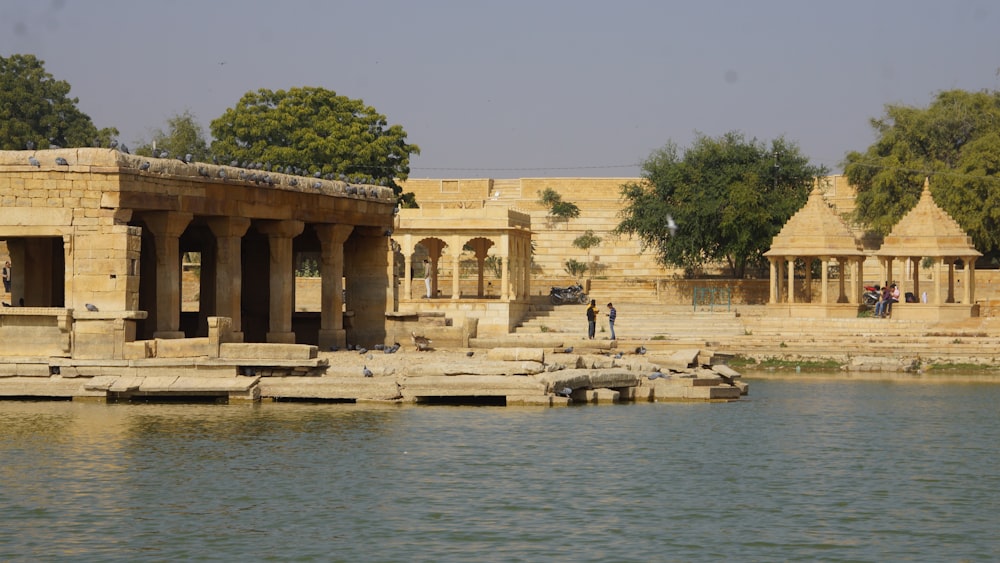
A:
606 302 617 340
2 261 10 294
586 299 598 340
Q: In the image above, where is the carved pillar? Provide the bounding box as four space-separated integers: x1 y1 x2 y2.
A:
207 217 250 341
768 258 777 304
820 257 829 304
143 211 192 338
315 224 353 350
964 258 974 305
786 258 795 304
258 220 304 343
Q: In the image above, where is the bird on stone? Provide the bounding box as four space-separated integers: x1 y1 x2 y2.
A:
563 346 574 354
647 372 661 380
159 150 169 159
357 347 368 355
313 171 322 178
218 169 227 179
555 387 573 397
363 365 373 378
411 332 432 351
54 157 68 166
198 166 210 177
109 139 118 150
312 181 323 189
25 140 35 150
636 345 647 355
466 351 474 357
28 156 40 167
84 303 99 312
120 144 130 154
289 178 298 187
230 159 240 167
139 161 151 171
184 153 194 164
614 352 623 359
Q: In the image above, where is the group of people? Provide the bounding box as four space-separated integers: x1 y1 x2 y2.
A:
586 300 616 340
873 281 900 318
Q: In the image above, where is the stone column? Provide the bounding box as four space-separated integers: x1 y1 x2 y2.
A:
258 220 304 343
967 258 976 304
911 256 922 304
947 261 955 303
836 258 847 303
402 234 413 300
143 211 192 339
820 258 829 304
315 224 353 350
804 258 814 302
207 217 250 341
786 258 795 304
935 257 944 305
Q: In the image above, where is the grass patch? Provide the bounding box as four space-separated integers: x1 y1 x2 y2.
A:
926 362 1000 372
650 335 667 340
747 357 844 370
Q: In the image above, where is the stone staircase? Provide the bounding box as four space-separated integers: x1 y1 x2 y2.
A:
515 299 746 345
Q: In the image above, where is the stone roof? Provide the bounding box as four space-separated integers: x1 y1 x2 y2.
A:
876 178 981 258
764 181 863 257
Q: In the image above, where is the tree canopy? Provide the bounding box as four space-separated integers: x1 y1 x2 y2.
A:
615 132 825 278
0 54 118 150
844 89 1000 258
135 110 211 162
210 87 419 198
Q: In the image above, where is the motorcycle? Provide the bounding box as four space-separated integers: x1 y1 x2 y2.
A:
862 285 881 308
550 283 588 305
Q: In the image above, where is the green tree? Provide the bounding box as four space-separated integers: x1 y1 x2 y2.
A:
210 87 419 199
0 54 118 150
573 229 602 274
615 132 824 278
135 110 211 161
537 188 581 221
844 89 1000 258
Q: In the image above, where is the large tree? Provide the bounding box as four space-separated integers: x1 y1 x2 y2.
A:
615 132 824 278
210 87 419 199
135 110 211 162
844 89 1000 258
0 54 118 150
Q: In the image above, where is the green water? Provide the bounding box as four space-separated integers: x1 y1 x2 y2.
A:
1 376 999 561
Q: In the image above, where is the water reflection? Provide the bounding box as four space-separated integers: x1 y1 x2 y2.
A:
2 377 1000 561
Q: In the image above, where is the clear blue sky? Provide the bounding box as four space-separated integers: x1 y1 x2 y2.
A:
3 0 998 177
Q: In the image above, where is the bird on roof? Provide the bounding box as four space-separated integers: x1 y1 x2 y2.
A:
109 139 118 150
198 166 210 177
184 153 194 164
54 157 68 166
25 140 35 150
218 169 227 179
28 156 40 167
312 181 323 189
411 332 432 351
84 303 99 312
363 365 373 378
139 161 151 171
563 346 574 354
120 144 129 154
289 178 298 187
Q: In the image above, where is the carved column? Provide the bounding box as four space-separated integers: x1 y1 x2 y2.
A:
143 211 192 339
258 220 304 343
786 258 795 304
207 217 250 341
768 258 777 304
315 224 353 350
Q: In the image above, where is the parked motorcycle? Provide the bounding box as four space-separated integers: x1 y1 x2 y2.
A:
550 284 588 305
862 285 881 308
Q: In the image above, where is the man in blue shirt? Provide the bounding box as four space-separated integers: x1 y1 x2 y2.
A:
606 302 616 340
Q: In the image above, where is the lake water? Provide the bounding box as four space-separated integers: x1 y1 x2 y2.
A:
1 374 999 562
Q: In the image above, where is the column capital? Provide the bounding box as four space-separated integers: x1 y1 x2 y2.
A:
314 224 355 246
207 216 251 239
141 211 193 238
257 219 305 239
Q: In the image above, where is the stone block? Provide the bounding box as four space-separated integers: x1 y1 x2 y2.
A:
578 388 620 404
219 342 318 360
155 337 213 358
486 347 545 363
123 340 152 360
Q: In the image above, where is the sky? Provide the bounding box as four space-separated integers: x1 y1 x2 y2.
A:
2 0 999 178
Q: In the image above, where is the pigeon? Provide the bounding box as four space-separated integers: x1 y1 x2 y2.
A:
466 351 474 357
313 171 322 178
636 345 647 355
198 166 210 177
109 139 118 150
25 140 35 150
289 178 298 187
312 181 323 189
357 347 368 355
139 161 151 171
184 153 194 164
563 346 574 354
28 156 40 167
120 144 130 154
614 352 623 359
362 365 373 378
411 332 432 351
159 150 169 159
84 303 98 312
555 387 573 397
230 159 240 167
647 372 661 380
218 169 227 179
54 157 68 166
